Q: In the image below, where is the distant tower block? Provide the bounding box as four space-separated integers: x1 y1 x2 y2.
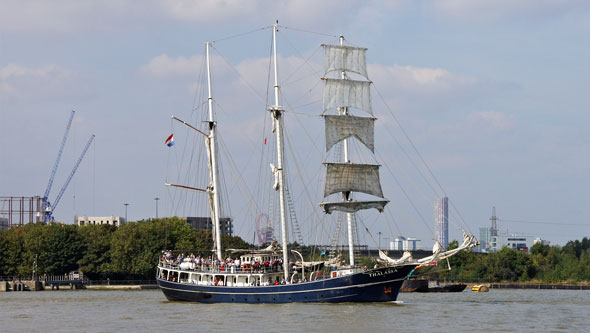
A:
435 197 449 250
490 206 498 237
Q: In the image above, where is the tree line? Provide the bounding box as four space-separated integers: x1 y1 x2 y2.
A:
2 218 589 283
433 237 590 283
0 217 249 280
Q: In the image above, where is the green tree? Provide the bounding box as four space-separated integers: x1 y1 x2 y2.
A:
109 217 200 279
2 226 27 276
21 223 47 277
77 224 117 279
41 224 84 275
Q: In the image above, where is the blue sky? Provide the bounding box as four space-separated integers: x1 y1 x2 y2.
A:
1 0 589 247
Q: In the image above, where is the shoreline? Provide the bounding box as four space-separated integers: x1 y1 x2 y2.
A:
453 282 590 290
85 282 590 291
489 282 590 290
85 284 159 290
6 280 590 291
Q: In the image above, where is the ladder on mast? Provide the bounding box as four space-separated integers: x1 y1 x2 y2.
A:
284 180 304 245
350 213 361 262
329 212 344 260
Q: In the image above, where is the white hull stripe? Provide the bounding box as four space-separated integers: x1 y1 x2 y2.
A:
158 276 405 296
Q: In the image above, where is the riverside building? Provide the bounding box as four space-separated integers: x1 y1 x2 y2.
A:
76 216 126 227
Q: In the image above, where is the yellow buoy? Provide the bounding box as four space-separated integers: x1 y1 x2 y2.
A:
471 285 489 292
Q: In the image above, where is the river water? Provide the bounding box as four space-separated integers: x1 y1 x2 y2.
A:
1 289 588 332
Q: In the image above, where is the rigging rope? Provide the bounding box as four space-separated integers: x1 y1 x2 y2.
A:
378 149 434 235
279 35 323 86
278 25 339 38
500 219 588 226
166 46 210 218
211 26 272 44
209 45 267 104
282 117 329 242
376 147 440 234
373 83 472 235
384 208 403 239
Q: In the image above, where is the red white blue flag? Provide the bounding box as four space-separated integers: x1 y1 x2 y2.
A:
165 134 174 147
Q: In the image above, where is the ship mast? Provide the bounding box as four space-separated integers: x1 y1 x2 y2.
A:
339 35 356 267
320 36 389 267
269 22 290 282
206 41 223 261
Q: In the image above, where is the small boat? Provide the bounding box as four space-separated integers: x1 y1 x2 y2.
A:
427 283 467 292
402 279 466 292
401 279 429 292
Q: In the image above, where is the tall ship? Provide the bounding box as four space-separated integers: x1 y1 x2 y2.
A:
156 22 476 303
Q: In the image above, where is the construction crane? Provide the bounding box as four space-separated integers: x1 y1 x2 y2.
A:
42 111 75 221
42 111 95 222
47 135 95 221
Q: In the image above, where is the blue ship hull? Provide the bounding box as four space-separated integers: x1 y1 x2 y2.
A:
157 265 414 303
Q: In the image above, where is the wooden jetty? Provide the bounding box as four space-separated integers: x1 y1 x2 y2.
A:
1 274 88 291
44 275 87 290
1 280 43 291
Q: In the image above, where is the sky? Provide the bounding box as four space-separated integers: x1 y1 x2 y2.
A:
1 0 589 248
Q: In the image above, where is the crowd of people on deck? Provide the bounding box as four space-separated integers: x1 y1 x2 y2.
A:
161 269 310 287
159 250 287 274
159 250 318 286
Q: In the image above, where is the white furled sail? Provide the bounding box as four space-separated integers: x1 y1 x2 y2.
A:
324 163 384 198
377 231 477 266
379 250 413 265
416 231 476 265
322 44 369 79
436 232 476 261
320 200 388 214
324 115 375 153
323 78 372 115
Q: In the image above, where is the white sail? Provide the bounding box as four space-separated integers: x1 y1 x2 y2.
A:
324 163 384 198
320 200 388 214
323 78 372 115
322 44 369 79
324 115 374 153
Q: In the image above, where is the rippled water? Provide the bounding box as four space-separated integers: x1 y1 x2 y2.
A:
1 289 588 332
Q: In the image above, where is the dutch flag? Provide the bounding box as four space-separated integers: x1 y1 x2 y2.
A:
165 134 174 147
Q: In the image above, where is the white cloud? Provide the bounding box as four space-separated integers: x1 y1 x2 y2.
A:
368 63 483 119
159 0 259 22
140 54 205 78
156 0 359 27
428 0 589 22
0 63 73 99
426 110 516 145
382 64 473 86
0 0 134 33
467 110 515 131
0 63 68 79
141 51 322 109
370 64 477 95
0 0 400 35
